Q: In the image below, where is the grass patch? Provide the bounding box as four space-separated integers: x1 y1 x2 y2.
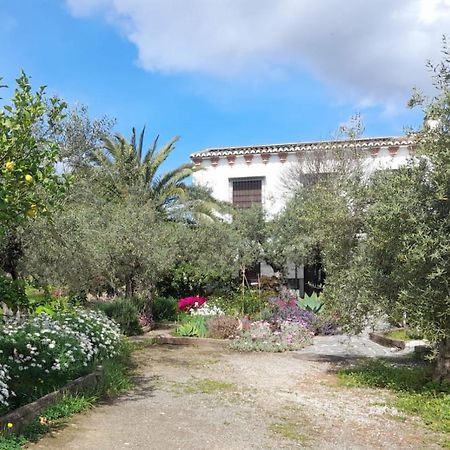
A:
383 329 422 341
96 343 135 398
0 395 95 449
174 378 237 395
270 420 308 444
189 379 236 394
127 338 156 352
337 358 450 444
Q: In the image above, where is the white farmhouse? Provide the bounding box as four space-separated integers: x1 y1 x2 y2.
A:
190 136 415 294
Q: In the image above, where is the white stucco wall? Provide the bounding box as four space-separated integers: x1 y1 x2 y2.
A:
192 144 412 216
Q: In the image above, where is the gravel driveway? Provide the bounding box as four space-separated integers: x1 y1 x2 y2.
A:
33 337 445 449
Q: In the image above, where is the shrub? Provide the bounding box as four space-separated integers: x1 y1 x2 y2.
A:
258 275 281 292
230 320 313 352
151 296 177 322
208 290 268 316
0 364 12 408
268 296 339 336
0 309 121 413
207 316 239 339
0 314 93 410
190 303 224 316
0 273 27 311
95 298 143 336
174 315 208 337
57 308 121 359
156 262 238 299
314 316 339 336
177 295 208 312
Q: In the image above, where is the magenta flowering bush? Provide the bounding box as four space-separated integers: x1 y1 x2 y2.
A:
268 296 339 336
177 295 208 312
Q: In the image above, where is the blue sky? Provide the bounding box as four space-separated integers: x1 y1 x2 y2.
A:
1 0 449 169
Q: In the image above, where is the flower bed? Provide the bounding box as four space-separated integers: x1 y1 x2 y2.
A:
171 292 339 352
230 320 313 352
0 309 121 414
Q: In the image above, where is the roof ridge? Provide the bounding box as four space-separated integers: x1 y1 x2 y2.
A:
191 135 414 158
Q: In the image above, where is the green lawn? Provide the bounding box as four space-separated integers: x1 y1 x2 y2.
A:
337 359 450 447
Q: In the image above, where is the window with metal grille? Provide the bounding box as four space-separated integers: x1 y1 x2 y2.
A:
231 178 263 208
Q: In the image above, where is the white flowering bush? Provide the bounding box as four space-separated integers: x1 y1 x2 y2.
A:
190 303 224 317
57 308 121 360
0 309 121 412
0 364 13 408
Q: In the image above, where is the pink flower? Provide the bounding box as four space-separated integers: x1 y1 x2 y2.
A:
177 296 208 312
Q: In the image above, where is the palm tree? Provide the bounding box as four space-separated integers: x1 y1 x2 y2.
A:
93 127 223 221
92 127 193 213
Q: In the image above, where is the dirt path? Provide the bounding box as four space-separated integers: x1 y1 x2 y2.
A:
33 342 445 449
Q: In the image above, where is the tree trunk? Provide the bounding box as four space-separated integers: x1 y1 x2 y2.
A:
434 337 450 383
125 277 132 298
0 229 23 280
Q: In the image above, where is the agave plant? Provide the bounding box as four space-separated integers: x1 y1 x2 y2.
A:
298 292 324 314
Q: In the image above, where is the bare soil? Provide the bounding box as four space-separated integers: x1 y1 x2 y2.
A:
32 342 446 449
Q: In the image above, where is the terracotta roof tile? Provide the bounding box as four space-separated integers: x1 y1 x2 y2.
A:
190 136 415 159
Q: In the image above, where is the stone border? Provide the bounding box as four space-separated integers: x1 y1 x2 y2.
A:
369 331 406 350
0 366 103 434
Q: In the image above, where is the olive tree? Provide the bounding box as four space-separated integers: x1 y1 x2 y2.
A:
325 41 450 382
23 198 180 298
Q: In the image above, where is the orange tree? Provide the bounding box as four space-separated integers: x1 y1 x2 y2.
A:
0 72 68 233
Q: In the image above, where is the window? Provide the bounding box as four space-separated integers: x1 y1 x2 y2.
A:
231 178 263 208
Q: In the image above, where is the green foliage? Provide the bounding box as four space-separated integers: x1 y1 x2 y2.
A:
0 273 27 311
232 206 268 274
299 292 324 314
92 127 195 215
25 286 74 315
151 296 177 321
174 315 208 337
208 289 269 317
95 298 143 336
41 395 96 422
174 323 200 337
274 42 450 381
0 434 26 450
0 72 69 231
157 262 236 298
338 359 450 438
156 221 241 299
23 198 180 297
96 340 134 398
59 104 116 171
384 329 423 341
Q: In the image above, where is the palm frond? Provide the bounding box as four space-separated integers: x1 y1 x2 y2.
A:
151 164 193 195
137 126 146 161
143 134 160 165
143 136 179 184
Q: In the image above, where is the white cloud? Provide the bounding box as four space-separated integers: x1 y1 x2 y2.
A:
66 0 450 107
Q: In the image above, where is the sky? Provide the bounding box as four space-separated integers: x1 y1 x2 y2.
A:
1 0 449 169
